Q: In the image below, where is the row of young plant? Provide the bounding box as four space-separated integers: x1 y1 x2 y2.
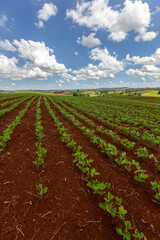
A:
48 97 160 202
0 95 27 108
44 96 147 240
33 96 48 199
0 96 37 152
0 95 33 118
45 98 147 240
53 98 160 171
88 96 160 118
60 97 160 147
62 96 160 134
70 96 160 125
0 93 27 101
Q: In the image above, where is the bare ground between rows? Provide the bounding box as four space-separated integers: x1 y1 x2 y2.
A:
0 97 22 106
0 98 119 240
0 98 34 135
40 99 120 240
91 97 160 109
54 99 160 178
60 99 160 156
47 98 160 240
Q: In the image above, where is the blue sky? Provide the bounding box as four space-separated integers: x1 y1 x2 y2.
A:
0 0 160 90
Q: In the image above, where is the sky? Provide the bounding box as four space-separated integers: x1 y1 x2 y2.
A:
0 0 160 91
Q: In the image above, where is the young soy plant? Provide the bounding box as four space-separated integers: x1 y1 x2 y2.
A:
151 181 160 201
36 184 48 199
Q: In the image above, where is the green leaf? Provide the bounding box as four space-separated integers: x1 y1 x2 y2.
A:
118 206 127 220
125 221 132 230
108 192 114 202
116 227 123 236
116 197 122 206
123 230 131 240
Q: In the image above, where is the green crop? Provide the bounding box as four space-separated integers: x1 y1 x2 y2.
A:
151 181 160 201
36 184 48 199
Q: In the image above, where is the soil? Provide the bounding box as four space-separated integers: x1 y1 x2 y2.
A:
0 98 33 136
0 95 160 240
0 98 120 240
46 97 160 240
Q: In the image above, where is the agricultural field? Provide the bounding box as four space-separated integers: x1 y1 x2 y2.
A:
0 93 160 240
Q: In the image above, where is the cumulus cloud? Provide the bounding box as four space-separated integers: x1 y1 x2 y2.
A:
0 14 7 28
0 39 69 81
77 33 102 48
135 31 158 42
72 47 124 80
74 51 78 56
0 39 16 51
13 39 66 73
11 83 16 86
0 53 53 80
36 3 57 28
126 49 160 65
126 49 160 80
66 0 157 42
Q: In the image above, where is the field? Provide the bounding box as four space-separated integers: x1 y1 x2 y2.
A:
0 93 160 240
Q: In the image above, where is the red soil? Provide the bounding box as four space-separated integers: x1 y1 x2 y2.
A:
47 97 160 240
0 99 119 240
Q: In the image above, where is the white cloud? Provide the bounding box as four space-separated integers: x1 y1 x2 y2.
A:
66 0 157 42
135 31 158 42
0 39 16 51
126 49 160 80
0 39 69 81
72 47 124 80
13 39 66 73
11 83 16 86
0 53 52 80
77 32 102 48
36 3 58 28
74 51 78 55
151 6 160 15
126 65 160 79
0 14 7 28
35 20 44 28
118 81 124 84
126 49 160 65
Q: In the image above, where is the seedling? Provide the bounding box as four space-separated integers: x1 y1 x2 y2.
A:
36 184 48 199
116 221 132 240
133 229 147 240
151 181 160 201
134 166 148 182
87 180 110 195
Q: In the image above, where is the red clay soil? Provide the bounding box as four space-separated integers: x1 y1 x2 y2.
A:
53 100 160 179
0 99 120 240
47 98 160 240
60 99 160 155
0 98 33 136
0 97 21 105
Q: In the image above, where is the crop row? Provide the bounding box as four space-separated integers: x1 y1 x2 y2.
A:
53 98 160 171
44 96 147 240
59 97 160 147
0 96 36 152
0 95 27 108
33 96 48 199
62 96 160 133
0 95 33 118
47 97 160 202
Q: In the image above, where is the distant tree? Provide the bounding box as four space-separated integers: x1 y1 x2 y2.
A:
72 91 84 96
158 90 160 94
